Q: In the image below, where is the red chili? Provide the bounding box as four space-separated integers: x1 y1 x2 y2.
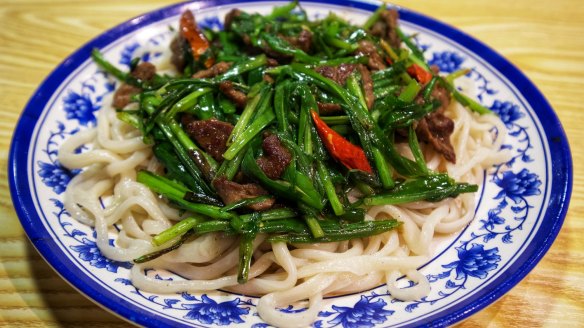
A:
180 10 214 68
407 63 432 84
310 110 373 173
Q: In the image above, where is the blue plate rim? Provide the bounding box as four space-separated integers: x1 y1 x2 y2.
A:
8 0 572 327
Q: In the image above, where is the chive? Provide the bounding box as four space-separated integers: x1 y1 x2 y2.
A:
116 111 141 129
317 161 345 216
214 144 248 181
362 174 478 206
219 95 237 114
422 76 438 101
398 79 421 102
347 74 394 188
268 0 299 19
152 216 207 246
238 232 256 283
379 39 399 62
152 142 200 193
164 87 213 120
134 231 193 263
92 49 133 83
408 124 428 175
241 150 324 210
155 122 212 194
137 170 231 220
304 214 325 238
372 148 394 189
446 68 471 84
274 80 292 138
220 195 272 212
363 3 386 30
227 83 267 146
167 119 218 177
396 27 428 68
439 77 493 115
269 219 402 243
216 55 268 81
194 220 233 234
262 33 321 64
331 124 351 135
223 105 275 160
320 115 350 126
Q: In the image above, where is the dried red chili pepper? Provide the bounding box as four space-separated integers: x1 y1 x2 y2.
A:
407 63 432 84
180 10 214 68
310 110 372 173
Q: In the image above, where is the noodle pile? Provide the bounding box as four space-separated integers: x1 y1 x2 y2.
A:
59 79 507 326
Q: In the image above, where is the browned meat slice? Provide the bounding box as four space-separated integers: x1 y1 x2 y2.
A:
213 178 275 211
192 61 232 79
357 64 375 110
224 9 242 31
355 40 386 71
416 112 456 163
414 66 451 113
314 63 356 86
130 62 156 81
267 58 279 67
256 135 293 180
413 64 455 162
370 21 385 39
382 10 401 49
263 74 275 84
112 62 157 109
219 80 247 109
296 29 313 52
429 68 451 114
182 117 234 162
283 29 313 53
408 65 455 162
431 84 451 114
370 9 401 49
317 102 343 115
112 84 141 109
170 35 186 72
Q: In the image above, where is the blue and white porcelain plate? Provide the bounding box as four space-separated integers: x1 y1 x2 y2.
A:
9 1 572 327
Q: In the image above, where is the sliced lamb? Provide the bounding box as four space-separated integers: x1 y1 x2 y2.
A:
112 84 141 109
256 134 293 180
413 65 455 163
213 178 275 211
219 81 247 109
317 102 343 115
224 9 242 31
416 112 456 163
429 81 451 114
130 62 156 81
112 62 157 109
283 29 313 53
314 63 356 86
355 40 386 71
370 9 401 49
170 33 186 72
182 117 234 162
192 61 232 79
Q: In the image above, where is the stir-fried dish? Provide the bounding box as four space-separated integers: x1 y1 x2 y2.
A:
59 2 506 326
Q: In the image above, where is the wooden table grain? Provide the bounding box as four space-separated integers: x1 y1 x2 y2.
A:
1 0 582 327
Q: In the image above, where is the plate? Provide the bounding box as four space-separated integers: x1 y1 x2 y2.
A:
9 1 572 327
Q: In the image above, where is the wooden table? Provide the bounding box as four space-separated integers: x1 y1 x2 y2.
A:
1 0 582 326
